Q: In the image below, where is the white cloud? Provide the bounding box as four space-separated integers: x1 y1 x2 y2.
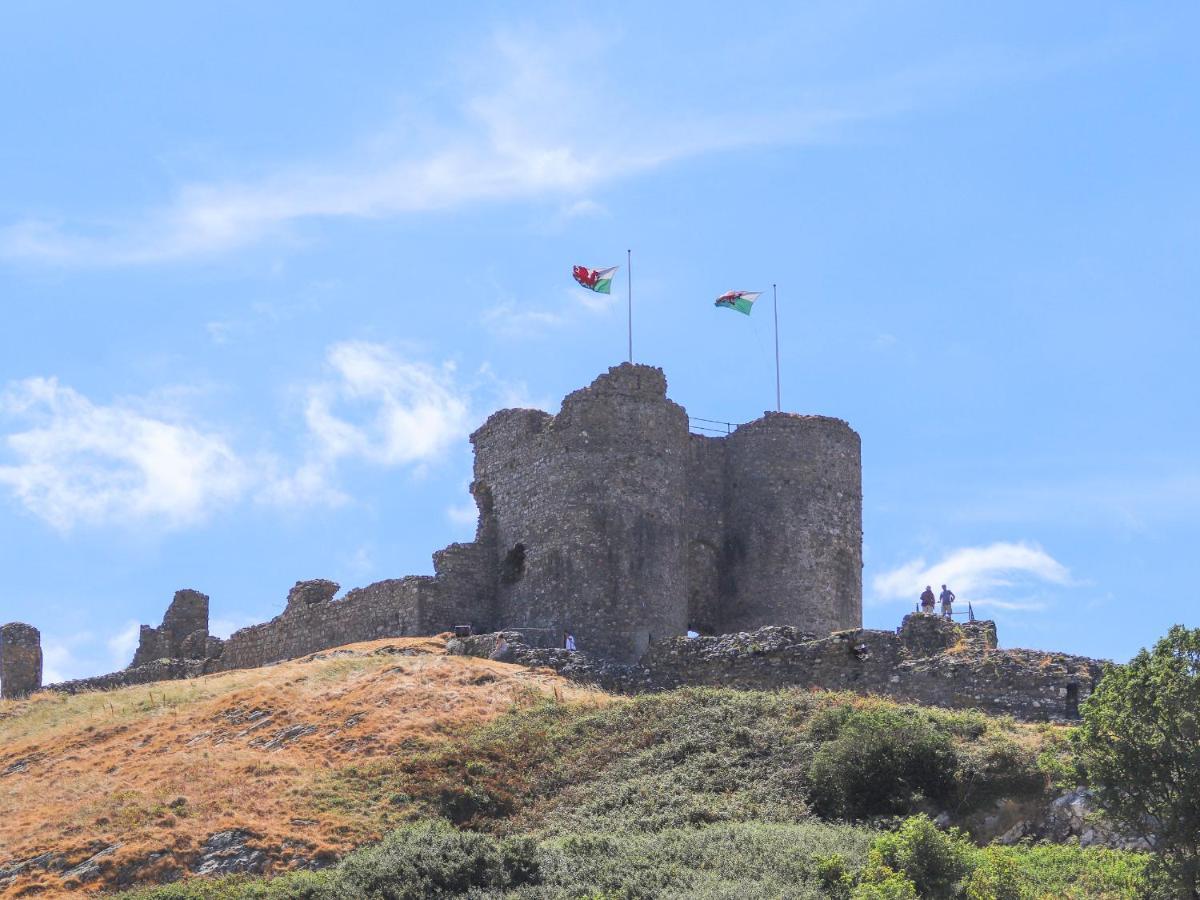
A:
481 301 569 339
0 23 1017 267
106 620 141 669
871 541 1073 612
40 636 82 685
0 344 523 528
262 341 473 505
0 377 248 531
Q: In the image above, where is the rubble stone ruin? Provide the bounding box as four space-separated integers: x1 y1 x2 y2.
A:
0 362 1104 723
1 622 42 699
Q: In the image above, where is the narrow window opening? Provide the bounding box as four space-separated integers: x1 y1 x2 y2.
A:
501 543 526 584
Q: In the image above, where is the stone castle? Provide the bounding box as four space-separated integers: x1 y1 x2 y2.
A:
0 363 1102 722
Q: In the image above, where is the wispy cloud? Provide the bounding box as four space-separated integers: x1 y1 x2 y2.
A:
0 26 1108 267
106 620 141 669
0 378 247 532
871 541 1074 613
262 341 472 506
481 282 619 340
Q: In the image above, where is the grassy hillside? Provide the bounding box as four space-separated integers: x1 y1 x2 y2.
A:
0 638 1150 898
0 637 603 897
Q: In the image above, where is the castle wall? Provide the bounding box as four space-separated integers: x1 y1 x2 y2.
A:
639 616 1097 722
214 577 431 670
450 616 1104 724
684 434 726 633
721 414 862 634
473 366 691 661
1 622 42 699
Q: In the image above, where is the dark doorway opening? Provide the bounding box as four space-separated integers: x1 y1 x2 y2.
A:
1065 683 1080 719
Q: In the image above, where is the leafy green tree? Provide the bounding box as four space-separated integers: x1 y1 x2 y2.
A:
1074 625 1200 898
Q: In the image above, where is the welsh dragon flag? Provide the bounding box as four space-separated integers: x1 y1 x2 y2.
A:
715 290 761 315
573 264 619 294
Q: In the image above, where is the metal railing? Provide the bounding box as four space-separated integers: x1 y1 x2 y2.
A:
913 602 977 622
689 416 741 436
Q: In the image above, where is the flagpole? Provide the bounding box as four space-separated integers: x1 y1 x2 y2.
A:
773 283 781 412
627 249 633 363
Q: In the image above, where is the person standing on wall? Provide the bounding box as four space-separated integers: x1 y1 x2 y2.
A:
564 631 577 652
940 585 956 619
920 586 936 614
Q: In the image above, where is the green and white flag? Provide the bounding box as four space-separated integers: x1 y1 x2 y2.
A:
715 290 761 315
573 264 619 294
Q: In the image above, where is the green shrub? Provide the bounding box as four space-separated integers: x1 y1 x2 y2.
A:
808 706 958 819
329 819 537 898
965 847 1031 900
850 869 918 900
864 815 974 899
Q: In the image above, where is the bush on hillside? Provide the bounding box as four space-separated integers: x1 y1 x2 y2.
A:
807 705 958 819
330 819 539 898
850 870 918 900
861 815 974 899
965 847 1031 900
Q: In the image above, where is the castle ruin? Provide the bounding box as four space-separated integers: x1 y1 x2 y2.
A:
0 363 1103 722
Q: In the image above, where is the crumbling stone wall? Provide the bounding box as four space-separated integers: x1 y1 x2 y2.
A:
1 622 42 699
639 615 1100 721
214 578 433 671
450 615 1105 723
131 590 216 666
48 659 207 695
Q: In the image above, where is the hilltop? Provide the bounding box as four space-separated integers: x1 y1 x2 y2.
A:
0 635 1151 898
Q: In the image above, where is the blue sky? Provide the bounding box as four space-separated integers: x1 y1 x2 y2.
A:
1 2 1196 681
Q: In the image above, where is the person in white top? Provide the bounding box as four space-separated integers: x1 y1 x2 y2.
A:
564 632 577 652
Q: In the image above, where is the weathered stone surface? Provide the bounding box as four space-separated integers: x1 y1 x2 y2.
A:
470 363 862 661
131 590 211 666
193 830 266 876
285 579 339 611
995 788 1153 851
899 612 995 657
214 577 430 671
450 619 1105 724
1 622 42 699
48 659 208 694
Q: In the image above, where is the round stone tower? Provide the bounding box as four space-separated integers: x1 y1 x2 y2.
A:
1 622 43 699
472 364 690 662
721 413 862 635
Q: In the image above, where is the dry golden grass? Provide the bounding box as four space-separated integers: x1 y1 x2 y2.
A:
0 636 606 898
